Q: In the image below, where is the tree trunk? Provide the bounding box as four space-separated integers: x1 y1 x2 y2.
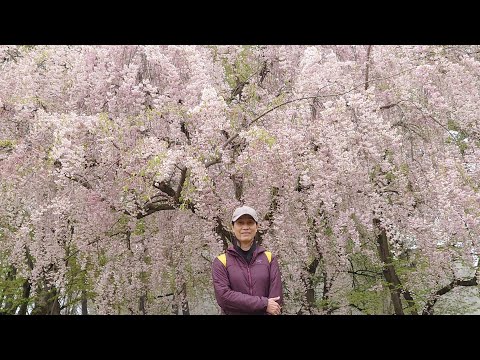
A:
180 282 190 315
374 218 404 315
171 292 179 315
138 294 146 315
81 289 88 315
31 285 61 315
231 173 244 202
18 279 31 315
297 257 320 314
1 267 17 314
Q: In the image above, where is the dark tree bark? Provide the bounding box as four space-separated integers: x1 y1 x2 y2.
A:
31 285 61 315
1 267 17 314
180 282 190 315
81 289 88 315
374 218 404 315
18 279 31 315
138 294 146 315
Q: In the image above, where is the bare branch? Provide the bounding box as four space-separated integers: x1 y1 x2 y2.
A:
422 276 478 315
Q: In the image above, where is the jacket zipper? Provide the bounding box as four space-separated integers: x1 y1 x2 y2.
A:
247 266 252 295
230 249 262 296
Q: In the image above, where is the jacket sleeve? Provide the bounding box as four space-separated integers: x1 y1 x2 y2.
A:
212 257 268 313
268 255 283 306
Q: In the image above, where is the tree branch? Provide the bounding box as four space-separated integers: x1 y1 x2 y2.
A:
153 180 176 197
402 99 458 140
206 66 418 169
214 216 231 251
347 270 382 278
65 173 92 190
422 276 478 315
137 200 176 219
174 167 188 203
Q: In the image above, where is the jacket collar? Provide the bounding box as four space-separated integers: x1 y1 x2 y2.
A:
227 243 266 258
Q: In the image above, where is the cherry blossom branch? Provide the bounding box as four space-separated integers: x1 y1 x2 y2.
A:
402 99 458 140
206 66 419 169
64 173 92 190
364 45 372 90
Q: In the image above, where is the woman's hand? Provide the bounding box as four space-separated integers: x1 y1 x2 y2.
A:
266 296 281 315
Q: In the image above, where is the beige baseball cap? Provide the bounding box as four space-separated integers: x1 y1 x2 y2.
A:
232 205 259 223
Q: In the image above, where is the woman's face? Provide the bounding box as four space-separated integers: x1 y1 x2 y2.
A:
233 215 258 243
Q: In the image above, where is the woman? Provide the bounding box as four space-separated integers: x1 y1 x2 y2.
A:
212 205 283 315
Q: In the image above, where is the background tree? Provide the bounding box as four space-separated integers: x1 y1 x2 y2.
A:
1 45 479 314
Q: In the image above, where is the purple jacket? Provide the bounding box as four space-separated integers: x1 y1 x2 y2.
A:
212 245 283 315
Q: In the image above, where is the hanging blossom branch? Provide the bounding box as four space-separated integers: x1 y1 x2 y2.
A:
422 212 480 315
364 45 373 91
137 63 420 222
64 62 418 225
402 99 459 140
381 98 462 141
205 65 419 169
